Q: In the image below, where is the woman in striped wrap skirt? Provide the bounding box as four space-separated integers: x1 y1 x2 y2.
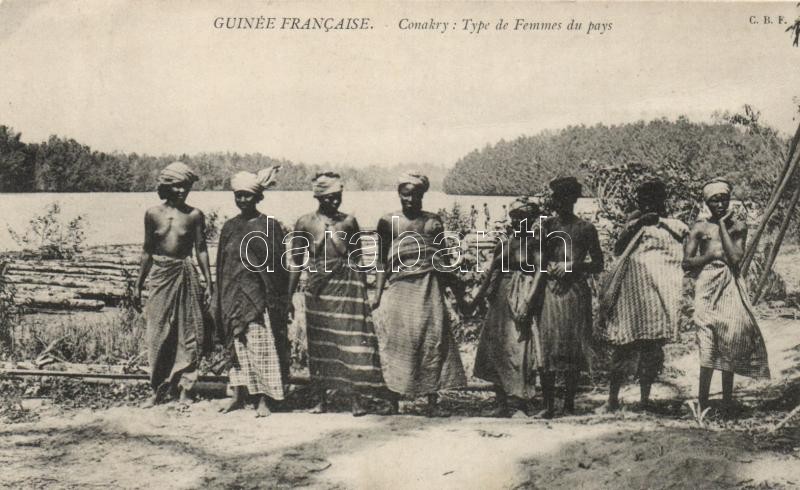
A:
683 179 770 414
597 180 688 412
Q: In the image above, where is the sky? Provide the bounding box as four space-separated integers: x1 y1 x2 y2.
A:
1 0 799 167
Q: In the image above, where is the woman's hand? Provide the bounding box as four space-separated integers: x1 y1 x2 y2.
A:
204 284 213 306
548 261 572 279
132 285 143 312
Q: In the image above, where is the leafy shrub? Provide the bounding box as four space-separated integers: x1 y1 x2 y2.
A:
0 262 18 354
7 202 86 259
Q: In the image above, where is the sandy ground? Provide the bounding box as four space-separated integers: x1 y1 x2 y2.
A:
2 316 800 489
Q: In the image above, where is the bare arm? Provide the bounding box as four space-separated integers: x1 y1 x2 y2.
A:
372 217 392 309
133 211 155 309
348 217 364 269
719 213 745 269
287 219 309 297
471 240 503 305
574 225 605 275
214 226 227 341
682 224 717 271
194 211 213 303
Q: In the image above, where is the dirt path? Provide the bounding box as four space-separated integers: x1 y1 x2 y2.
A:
2 318 800 489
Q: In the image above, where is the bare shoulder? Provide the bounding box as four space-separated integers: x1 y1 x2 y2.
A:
688 220 705 234
294 212 316 232
423 211 444 233
728 218 748 237
341 213 359 228
423 211 443 223
380 212 399 223
145 204 164 218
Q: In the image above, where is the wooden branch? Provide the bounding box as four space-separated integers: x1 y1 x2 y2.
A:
770 403 800 433
742 122 800 276
752 180 800 304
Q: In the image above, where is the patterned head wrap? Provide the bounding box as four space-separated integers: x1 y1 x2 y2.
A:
702 179 732 201
397 172 430 194
157 162 199 186
230 166 280 195
549 176 582 199
312 172 344 196
508 197 541 218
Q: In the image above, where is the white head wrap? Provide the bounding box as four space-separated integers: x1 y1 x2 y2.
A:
396 172 430 193
158 161 198 186
312 172 344 196
702 180 732 201
230 166 280 194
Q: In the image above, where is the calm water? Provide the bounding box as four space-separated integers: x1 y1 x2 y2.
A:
0 191 599 251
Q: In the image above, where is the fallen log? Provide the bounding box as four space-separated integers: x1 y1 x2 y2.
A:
0 368 496 391
18 296 105 311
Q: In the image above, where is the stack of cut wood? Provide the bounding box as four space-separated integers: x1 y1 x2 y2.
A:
2 232 505 313
3 246 140 311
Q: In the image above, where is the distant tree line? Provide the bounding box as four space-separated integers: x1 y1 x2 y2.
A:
442 111 791 203
0 125 446 193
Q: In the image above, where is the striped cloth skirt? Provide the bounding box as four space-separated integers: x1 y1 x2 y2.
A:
693 261 770 379
229 315 285 400
374 272 467 397
304 267 386 393
534 277 592 372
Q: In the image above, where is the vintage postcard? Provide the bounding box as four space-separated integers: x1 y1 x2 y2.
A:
1 1 799 488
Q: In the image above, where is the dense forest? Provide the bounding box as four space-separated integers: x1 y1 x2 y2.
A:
442 112 791 201
0 126 447 193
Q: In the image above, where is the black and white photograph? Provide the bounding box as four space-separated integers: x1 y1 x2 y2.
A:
1 1 800 488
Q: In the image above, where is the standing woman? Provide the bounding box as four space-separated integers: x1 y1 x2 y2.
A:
215 167 290 417
134 161 213 406
373 173 468 415
683 179 770 414
536 177 604 418
597 180 688 412
288 172 386 416
470 197 545 417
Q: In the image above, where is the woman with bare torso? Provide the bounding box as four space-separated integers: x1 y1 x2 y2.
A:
288 172 385 416
536 177 604 418
133 162 213 406
372 173 468 416
683 179 770 415
470 197 545 417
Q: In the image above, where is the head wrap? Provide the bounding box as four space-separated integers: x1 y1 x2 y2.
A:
158 161 199 186
230 166 280 195
508 197 541 218
549 176 582 199
397 172 430 194
702 179 732 201
312 172 344 196
636 179 667 203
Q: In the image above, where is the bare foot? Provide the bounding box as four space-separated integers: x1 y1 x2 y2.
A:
309 402 327 414
351 397 367 417
490 405 510 418
220 399 245 414
255 398 271 418
141 395 158 409
178 388 193 405
594 402 620 415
